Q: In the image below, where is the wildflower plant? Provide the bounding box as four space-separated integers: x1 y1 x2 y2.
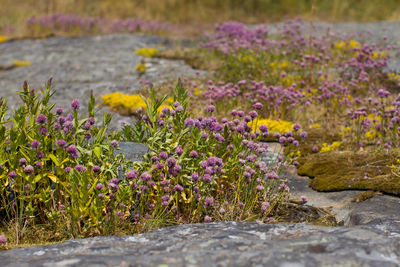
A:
0 80 131 239
122 82 299 224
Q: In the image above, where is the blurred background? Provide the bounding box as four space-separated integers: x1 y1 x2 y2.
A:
1 0 400 36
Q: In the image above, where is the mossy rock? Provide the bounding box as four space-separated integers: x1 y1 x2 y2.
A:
352 190 377 202
156 48 221 70
297 150 400 195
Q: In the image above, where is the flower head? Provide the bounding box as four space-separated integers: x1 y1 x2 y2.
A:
71 98 80 110
36 114 47 124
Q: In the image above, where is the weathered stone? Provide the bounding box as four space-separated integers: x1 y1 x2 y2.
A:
114 142 150 162
0 33 205 130
284 167 400 226
1 218 400 266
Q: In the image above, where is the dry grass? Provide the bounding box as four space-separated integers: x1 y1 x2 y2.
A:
2 0 400 36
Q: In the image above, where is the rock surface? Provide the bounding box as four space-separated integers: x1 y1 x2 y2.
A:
0 33 202 129
1 218 400 267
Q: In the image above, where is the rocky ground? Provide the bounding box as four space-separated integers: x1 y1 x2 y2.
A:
1 21 400 266
0 33 202 129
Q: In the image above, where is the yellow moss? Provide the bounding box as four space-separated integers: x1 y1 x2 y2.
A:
320 141 342 153
334 40 360 50
251 118 294 134
134 48 158 57
372 51 386 59
13 60 31 67
352 191 376 202
0 36 7 43
310 123 321 128
102 92 172 114
102 92 147 113
136 63 147 73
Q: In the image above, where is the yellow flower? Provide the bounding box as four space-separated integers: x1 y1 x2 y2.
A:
13 60 31 67
134 48 158 57
372 52 386 59
365 130 376 140
136 63 147 73
320 141 342 153
0 36 7 43
310 123 321 128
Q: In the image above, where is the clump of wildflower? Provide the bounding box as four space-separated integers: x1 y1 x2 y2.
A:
71 98 80 110
0 235 7 245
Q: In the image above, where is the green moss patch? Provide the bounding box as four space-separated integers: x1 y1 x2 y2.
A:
352 190 377 202
297 151 400 195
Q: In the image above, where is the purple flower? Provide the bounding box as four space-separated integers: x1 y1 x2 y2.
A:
293 123 301 132
159 152 168 160
184 117 194 127
175 105 184 112
204 215 212 223
108 182 119 192
96 183 103 190
300 131 308 138
140 172 151 181
92 165 101 173
125 170 138 180
203 174 212 183
214 133 225 142
110 140 119 147
66 145 79 158
173 184 184 192
0 234 7 245
39 127 48 135
192 172 200 182
175 146 183 156
259 124 268 133
74 165 86 172
24 165 34 174
19 158 27 166
248 110 258 118
256 185 264 191
253 102 263 110
57 139 67 147
189 150 198 158
71 98 80 110
87 117 95 125
65 167 71 173
151 155 159 162
161 106 170 114
55 107 64 115
201 131 209 139
261 201 270 213
36 114 47 124
98 193 105 199
312 145 319 153
31 140 41 149
35 161 42 168
299 195 308 204
204 197 214 208
166 157 176 168
206 105 215 113
9 171 17 178
156 162 164 169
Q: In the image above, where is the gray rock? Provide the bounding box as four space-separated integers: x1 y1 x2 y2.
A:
284 167 400 226
0 33 205 130
115 142 150 162
1 218 400 266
